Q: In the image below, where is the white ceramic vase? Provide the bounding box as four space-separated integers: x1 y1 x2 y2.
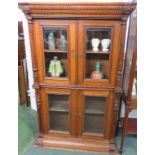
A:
101 39 111 52
91 38 100 52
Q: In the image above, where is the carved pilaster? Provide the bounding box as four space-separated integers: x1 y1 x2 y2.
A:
26 17 43 134
110 92 122 140
32 67 40 88
115 16 128 90
116 70 122 89
32 65 41 106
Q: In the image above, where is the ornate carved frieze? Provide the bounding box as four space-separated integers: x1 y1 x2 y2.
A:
19 3 136 11
19 2 136 19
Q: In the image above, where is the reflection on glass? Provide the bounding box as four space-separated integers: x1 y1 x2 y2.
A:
44 28 67 51
85 28 111 80
48 94 69 131
43 28 68 78
84 96 106 134
84 115 104 134
49 112 69 131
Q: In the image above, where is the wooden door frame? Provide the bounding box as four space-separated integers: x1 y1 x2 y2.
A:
77 89 114 140
78 20 121 88
34 20 76 85
40 88 77 138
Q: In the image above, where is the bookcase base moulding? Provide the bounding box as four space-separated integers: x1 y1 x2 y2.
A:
34 136 117 154
19 2 136 154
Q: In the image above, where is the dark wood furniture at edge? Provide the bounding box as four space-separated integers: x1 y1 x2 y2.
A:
18 21 30 106
19 3 136 154
119 9 137 153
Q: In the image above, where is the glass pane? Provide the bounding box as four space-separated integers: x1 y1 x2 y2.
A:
43 28 68 78
84 96 106 134
84 115 104 134
49 112 69 131
44 28 67 51
48 94 69 131
85 28 111 80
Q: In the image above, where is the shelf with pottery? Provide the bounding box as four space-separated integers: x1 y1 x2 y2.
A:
86 51 110 54
88 38 111 52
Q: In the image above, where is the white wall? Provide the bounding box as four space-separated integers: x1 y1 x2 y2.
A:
18 10 37 110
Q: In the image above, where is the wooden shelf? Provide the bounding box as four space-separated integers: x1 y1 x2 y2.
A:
86 50 110 54
49 107 68 112
85 109 104 115
51 126 68 131
45 49 67 53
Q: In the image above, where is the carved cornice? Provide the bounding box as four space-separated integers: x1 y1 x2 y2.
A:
19 2 136 10
18 2 136 19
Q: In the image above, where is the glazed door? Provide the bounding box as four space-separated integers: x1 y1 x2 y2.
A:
40 88 76 137
77 90 113 139
34 20 76 85
78 20 121 87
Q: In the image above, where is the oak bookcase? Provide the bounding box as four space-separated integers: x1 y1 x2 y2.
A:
19 2 136 154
